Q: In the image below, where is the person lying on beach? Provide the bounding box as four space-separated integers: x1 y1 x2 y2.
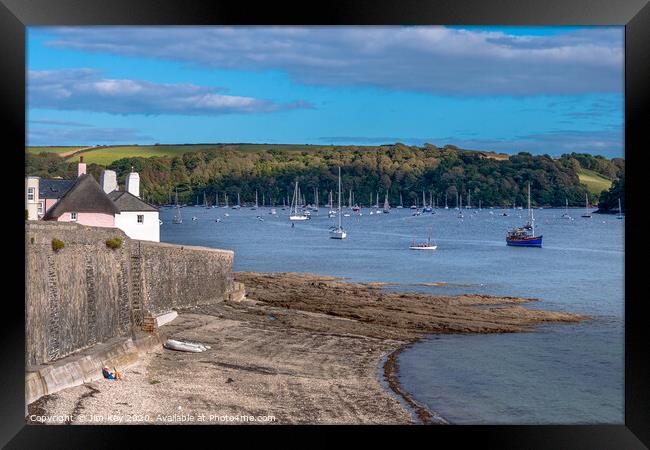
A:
102 366 123 380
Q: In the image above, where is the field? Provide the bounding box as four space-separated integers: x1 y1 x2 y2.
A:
26 144 345 165
578 169 613 195
26 146 87 156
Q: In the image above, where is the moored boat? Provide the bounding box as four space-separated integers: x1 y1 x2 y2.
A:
409 229 437 250
329 167 347 239
506 182 542 247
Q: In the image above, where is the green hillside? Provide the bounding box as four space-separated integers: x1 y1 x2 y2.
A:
26 143 345 165
26 146 86 155
577 169 613 195
27 143 511 166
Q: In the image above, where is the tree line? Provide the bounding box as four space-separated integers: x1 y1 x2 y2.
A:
25 144 624 209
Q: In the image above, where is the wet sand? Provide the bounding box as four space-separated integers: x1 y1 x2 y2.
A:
29 272 586 425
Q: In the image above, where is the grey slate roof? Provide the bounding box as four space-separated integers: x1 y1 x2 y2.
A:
107 190 158 212
43 174 120 220
39 179 75 199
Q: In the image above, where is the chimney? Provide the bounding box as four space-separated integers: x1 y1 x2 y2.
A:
125 168 140 198
100 169 118 194
77 156 87 177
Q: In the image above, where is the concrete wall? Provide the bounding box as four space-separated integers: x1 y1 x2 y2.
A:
25 222 234 367
115 211 160 242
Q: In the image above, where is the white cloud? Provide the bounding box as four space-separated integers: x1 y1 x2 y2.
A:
43 26 624 96
28 68 311 115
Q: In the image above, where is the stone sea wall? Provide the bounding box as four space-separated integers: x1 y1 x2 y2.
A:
25 222 234 367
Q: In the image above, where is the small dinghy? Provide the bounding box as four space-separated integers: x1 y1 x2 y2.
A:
164 339 210 353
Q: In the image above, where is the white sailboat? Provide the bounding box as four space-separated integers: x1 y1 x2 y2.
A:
397 193 404 209
409 229 437 250
581 193 592 218
330 167 347 239
232 193 241 209
289 182 309 221
172 189 182 224
617 198 623 219
383 192 390 213
251 190 258 210
561 198 571 219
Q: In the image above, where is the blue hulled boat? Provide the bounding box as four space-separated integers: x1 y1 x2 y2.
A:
506 182 543 248
506 228 543 247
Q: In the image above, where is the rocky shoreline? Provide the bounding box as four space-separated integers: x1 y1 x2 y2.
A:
28 272 586 425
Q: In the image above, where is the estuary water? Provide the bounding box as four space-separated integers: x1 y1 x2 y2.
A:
159 205 624 424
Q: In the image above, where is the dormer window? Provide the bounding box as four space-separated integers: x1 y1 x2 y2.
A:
137 214 144 224
70 212 78 221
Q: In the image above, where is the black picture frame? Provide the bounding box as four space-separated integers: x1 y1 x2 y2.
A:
3 0 648 447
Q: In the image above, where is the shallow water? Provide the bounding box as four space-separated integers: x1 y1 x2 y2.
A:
159 205 624 424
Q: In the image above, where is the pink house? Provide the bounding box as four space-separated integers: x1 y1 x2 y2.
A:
42 173 120 227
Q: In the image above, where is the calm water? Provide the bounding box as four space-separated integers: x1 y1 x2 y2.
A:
159 205 624 424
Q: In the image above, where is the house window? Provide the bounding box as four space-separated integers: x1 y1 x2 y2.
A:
137 214 144 224
37 202 44 214
27 187 35 201
70 212 78 221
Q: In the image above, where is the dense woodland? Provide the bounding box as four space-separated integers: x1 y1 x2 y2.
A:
25 144 625 211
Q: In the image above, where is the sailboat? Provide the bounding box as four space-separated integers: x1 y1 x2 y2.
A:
581 193 592 218
444 193 449 210
289 182 309 221
423 190 432 213
561 198 571 219
330 167 347 239
204 192 210 209
251 190 258 210
457 193 464 218
232 193 241 209
383 192 390 213
313 188 319 212
617 198 623 219
506 182 543 247
397 193 404 209
172 189 183 224
409 228 437 250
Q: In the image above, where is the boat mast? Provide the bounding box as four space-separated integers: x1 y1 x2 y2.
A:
338 167 342 229
528 182 535 236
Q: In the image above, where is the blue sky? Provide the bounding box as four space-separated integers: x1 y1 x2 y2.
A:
27 26 624 157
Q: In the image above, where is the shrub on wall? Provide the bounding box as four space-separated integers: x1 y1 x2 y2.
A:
51 238 64 252
105 237 123 250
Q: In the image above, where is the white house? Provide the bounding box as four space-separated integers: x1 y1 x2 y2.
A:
104 168 160 242
108 191 160 242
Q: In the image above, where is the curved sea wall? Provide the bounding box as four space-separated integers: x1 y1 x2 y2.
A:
25 222 234 367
